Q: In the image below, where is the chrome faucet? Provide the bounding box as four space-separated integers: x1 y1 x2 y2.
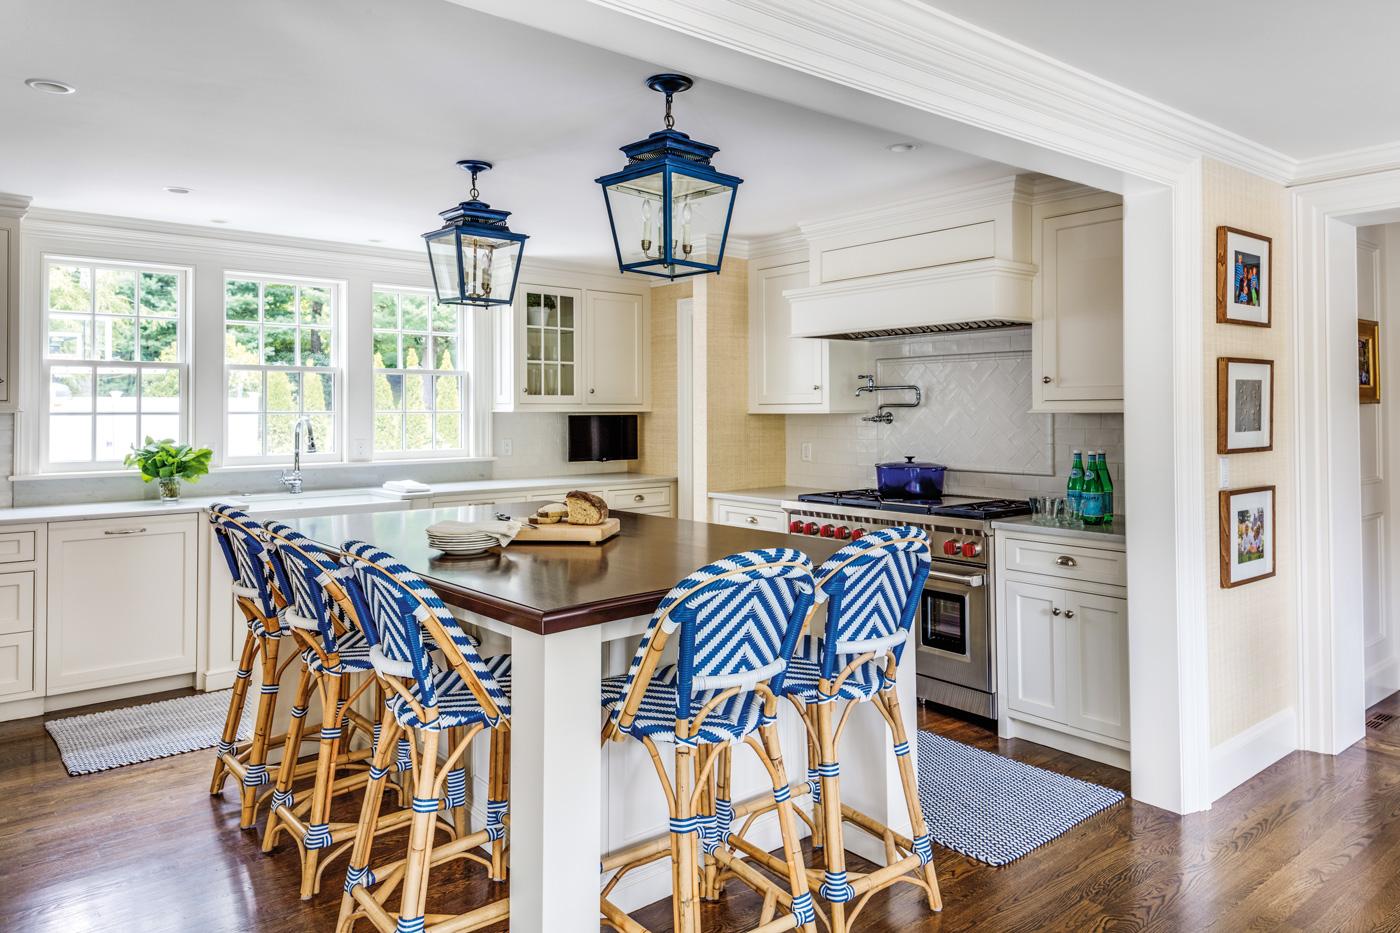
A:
279 416 317 495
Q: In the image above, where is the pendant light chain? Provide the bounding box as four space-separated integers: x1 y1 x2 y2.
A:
664 91 675 130
469 168 480 201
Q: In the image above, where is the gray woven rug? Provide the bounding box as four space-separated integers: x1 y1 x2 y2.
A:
46 690 256 776
917 731 1124 866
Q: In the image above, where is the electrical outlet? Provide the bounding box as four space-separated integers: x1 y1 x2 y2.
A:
351 437 370 459
1218 456 1230 489
801 442 813 462
501 438 513 457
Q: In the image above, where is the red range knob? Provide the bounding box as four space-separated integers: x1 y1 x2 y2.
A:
961 541 982 558
943 539 960 556
789 519 805 533
819 524 835 538
851 528 866 540
834 526 851 539
804 521 820 536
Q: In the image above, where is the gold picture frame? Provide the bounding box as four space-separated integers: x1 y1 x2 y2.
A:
1216 226 1272 327
1219 485 1276 589
1360 318 1381 404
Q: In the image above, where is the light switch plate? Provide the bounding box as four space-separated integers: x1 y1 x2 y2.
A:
1218 456 1230 489
501 438 513 457
351 438 370 459
801 442 813 462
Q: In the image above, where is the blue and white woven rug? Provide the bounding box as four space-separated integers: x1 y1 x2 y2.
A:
917 731 1124 866
46 690 256 776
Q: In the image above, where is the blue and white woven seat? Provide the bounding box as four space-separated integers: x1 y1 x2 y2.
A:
766 526 943 932
299 626 375 674
334 538 511 933
599 547 819 933
207 503 292 830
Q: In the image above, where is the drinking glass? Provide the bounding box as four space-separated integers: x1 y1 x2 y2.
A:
1030 496 1051 525
1061 497 1085 529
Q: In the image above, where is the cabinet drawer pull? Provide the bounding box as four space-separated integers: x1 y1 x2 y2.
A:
1064 609 1076 619
1055 555 1078 568
104 527 147 536
633 494 645 502
746 515 759 524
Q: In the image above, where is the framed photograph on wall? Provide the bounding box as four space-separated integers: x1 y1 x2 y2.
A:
1217 357 1274 453
1216 226 1272 326
1219 485 1276 589
1360 318 1381 404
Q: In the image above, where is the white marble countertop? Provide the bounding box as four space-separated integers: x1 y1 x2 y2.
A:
707 486 823 507
0 472 676 527
991 514 1127 547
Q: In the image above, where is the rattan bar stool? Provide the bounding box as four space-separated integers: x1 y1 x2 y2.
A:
257 519 405 899
334 539 512 933
599 548 820 933
728 527 941 932
208 504 300 829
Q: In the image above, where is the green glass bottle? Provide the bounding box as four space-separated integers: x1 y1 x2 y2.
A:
1067 449 1085 512
1096 452 1115 525
1081 454 1104 526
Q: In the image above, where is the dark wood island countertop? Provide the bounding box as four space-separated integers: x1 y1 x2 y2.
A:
284 503 842 635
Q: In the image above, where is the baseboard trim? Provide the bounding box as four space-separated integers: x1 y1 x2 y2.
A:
1210 707 1297 802
1366 658 1400 708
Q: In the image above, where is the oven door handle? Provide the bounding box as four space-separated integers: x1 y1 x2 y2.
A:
928 569 985 589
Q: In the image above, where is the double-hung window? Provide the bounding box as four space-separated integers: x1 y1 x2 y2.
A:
224 275 339 461
371 286 468 456
43 258 186 468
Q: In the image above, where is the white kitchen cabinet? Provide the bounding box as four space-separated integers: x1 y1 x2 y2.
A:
1032 203 1124 413
748 258 872 414
47 514 199 694
495 282 649 413
996 528 1129 766
709 497 788 533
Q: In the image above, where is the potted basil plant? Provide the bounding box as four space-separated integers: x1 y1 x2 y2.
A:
124 437 214 502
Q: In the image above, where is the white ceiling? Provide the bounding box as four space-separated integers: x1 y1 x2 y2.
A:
0 0 1000 262
921 0 1400 160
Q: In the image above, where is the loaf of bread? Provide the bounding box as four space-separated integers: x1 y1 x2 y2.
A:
564 490 609 525
532 502 568 525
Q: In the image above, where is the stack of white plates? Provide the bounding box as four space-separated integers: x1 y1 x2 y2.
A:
426 529 499 556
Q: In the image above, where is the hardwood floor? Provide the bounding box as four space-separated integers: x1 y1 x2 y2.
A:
5 692 1400 932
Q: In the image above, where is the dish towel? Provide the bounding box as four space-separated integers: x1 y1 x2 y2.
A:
426 519 523 548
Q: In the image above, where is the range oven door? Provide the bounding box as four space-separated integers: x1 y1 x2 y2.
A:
915 561 992 694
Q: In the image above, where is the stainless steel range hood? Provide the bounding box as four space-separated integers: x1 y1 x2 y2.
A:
784 257 1037 340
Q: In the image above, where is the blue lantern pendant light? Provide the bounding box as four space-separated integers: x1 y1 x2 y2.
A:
596 74 743 280
423 159 528 307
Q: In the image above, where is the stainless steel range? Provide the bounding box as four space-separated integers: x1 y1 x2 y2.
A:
780 489 1031 720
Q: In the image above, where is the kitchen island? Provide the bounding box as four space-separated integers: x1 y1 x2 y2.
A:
285 505 923 931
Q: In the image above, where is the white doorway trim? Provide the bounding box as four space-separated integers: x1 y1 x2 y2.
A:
1293 170 1400 755
675 297 695 520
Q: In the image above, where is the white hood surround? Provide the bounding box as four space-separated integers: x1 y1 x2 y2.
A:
786 174 1060 339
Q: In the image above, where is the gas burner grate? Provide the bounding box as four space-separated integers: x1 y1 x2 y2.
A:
1367 712 1396 730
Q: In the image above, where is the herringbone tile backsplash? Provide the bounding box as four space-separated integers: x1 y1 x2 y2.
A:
786 328 1125 507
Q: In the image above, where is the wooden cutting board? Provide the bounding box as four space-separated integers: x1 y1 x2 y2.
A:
514 517 621 546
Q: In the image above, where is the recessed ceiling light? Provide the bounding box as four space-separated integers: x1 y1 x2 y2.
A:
887 142 918 153
25 78 76 95
163 186 191 195
210 218 228 224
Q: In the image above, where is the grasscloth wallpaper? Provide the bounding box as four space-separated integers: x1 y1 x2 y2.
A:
637 281 688 478
1203 159 1297 747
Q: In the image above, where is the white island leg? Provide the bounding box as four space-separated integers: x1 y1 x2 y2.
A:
508 623 604 932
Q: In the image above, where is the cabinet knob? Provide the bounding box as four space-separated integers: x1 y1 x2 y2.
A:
1055 555 1078 568
747 515 759 524
589 388 596 394
812 384 821 391
1064 609 1076 619
1051 607 1062 616
1042 376 1053 384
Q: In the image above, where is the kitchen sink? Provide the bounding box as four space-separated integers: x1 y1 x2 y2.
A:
224 489 411 518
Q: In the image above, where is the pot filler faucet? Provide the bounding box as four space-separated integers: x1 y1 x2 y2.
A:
855 374 922 423
279 416 317 495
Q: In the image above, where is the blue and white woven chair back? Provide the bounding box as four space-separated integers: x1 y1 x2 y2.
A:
814 526 931 683
615 548 816 729
263 519 351 653
339 539 509 721
209 503 279 620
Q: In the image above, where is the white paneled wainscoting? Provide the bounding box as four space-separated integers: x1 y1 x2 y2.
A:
786 328 1126 508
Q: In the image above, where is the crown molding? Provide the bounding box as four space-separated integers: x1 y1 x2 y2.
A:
1291 141 1400 187
0 193 32 220
586 0 1294 186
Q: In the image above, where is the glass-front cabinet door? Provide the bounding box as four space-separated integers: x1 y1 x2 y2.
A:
516 285 582 405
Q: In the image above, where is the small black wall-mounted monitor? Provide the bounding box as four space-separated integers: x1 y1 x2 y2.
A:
567 414 638 462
